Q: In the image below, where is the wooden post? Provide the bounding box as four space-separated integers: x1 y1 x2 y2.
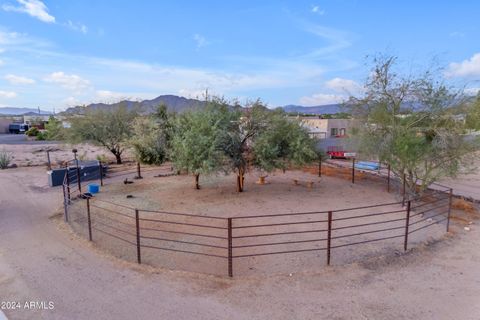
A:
135 209 141 264
351 158 355 184
446 188 453 232
387 164 391 193
402 172 406 207
87 198 92 241
327 211 332 265
404 201 411 251
228 218 233 277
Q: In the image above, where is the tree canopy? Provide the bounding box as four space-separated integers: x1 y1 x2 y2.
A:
348 55 477 194
68 105 137 164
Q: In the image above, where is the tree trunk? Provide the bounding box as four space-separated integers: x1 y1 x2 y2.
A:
236 167 245 192
115 153 122 164
195 173 200 190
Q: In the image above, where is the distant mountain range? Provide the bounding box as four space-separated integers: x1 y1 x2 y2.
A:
62 95 206 114
0 95 346 116
0 107 52 116
282 104 343 114
62 95 344 115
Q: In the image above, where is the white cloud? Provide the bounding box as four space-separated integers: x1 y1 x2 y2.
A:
95 90 129 101
445 53 480 78
465 87 480 96
63 96 80 106
299 93 345 106
44 71 90 92
311 5 325 15
2 0 55 23
325 77 362 94
302 24 351 58
0 90 17 98
193 34 209 50
66 20 88 34
449 31 465 38
5 74 35 85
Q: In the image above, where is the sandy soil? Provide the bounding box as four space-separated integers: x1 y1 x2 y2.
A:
66 169 450 277
1 167 480 319
0 140 133 167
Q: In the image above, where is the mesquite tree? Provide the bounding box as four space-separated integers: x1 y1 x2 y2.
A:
216 100 270 192
170 102 227 189
130 104 175 165
349 54 476 195
68 105 137 164
253 108 318 172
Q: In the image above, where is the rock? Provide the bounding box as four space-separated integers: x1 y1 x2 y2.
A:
468 221 473 225
126 195 134 199
426 218 433 222
464 227 471 231
9 163 17 168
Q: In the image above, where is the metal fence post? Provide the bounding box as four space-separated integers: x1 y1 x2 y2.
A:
387 164 391 193
135 209 141 264
318 157 322 177
136 162 143 179
99 161 104 186
327 211 332 265
446 188 453 232
46 150 51 170
402 173 406 207
404 201 411 251
66 168 71 204
86 198 92 241
76 163 82 194
351 158 355 184
62 183 68 222
228 218 233 277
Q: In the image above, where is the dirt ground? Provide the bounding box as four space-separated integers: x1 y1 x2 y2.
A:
66 169 451 277
1 166 480 319
0 138 132 167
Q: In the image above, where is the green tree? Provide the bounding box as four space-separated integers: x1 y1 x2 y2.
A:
349 55 476 195
216 100 269 192
130 117 167 165
466 94 480 130
68 105 137 164
44 116 65 140
253 109 318 172
170 103 225 189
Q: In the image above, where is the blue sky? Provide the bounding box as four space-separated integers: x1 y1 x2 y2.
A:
0 0 479 111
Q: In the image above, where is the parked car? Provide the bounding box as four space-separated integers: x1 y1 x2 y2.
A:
327 146 356 159
9 123 29 134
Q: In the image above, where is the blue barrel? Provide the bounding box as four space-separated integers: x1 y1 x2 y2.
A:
88 183 100 194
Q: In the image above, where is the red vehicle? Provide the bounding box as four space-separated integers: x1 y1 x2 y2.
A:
327 146 356 159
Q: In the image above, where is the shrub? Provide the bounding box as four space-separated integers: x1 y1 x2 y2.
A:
26 127 39 137
96 154 109 163
36 131 46 140
0 150 12 169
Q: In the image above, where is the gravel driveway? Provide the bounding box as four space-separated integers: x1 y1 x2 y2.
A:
0 167 479 319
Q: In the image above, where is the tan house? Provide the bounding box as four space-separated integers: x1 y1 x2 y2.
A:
300 118 358 139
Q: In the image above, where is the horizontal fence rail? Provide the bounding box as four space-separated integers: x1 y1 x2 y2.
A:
61 160 454 277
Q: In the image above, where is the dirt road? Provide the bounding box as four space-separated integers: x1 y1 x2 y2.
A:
1 167 480 319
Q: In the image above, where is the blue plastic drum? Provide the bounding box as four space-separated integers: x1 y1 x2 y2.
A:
87 183 100 194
